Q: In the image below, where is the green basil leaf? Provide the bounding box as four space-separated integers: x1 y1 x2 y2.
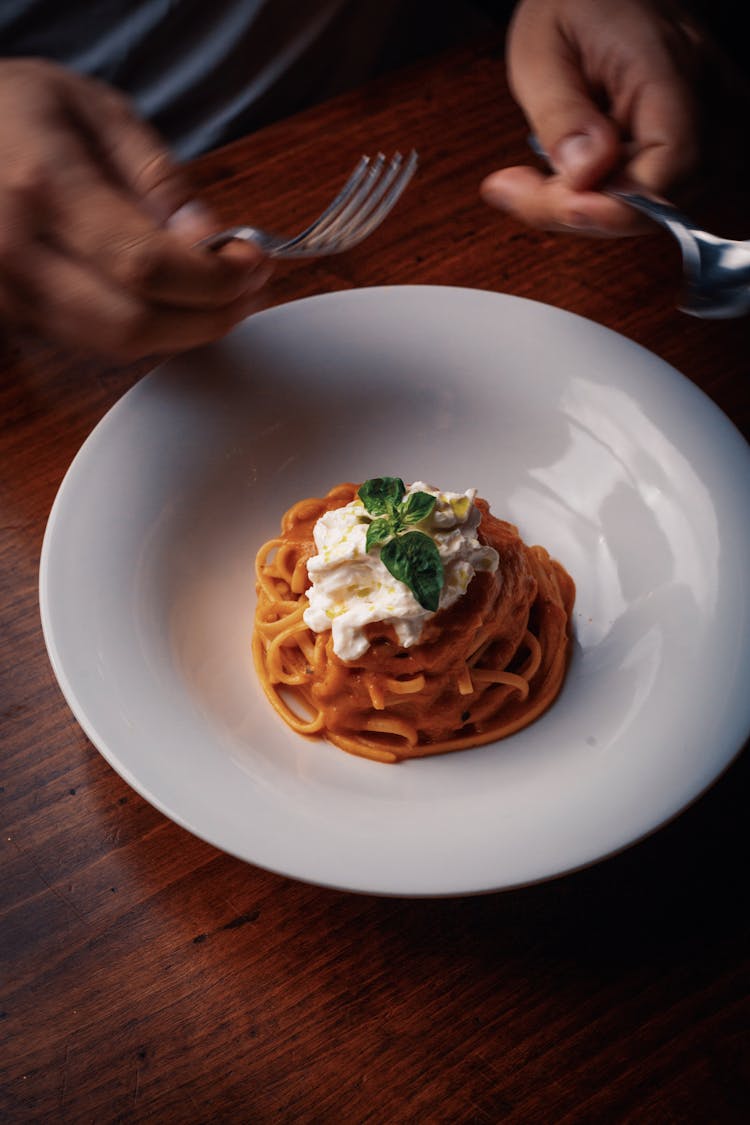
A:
381 531 444 612
365 518 392 552
358 477 405 517
400 491 436 525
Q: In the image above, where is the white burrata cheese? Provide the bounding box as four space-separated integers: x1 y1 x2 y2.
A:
303 482 499 661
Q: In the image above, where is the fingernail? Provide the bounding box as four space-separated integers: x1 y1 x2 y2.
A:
166 200 215 235
553 133 596 180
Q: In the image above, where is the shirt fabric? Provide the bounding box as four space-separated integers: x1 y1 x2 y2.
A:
0 0 406 157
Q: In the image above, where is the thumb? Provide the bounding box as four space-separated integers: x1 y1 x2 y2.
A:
516 80 621 191
547 116 621 191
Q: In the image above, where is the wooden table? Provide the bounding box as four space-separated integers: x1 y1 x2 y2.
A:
2 39 749 1124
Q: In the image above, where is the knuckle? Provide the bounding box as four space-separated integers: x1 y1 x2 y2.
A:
136 148 173 187
134 156 190 223
7 158 52 199
114 238 165 293
132 149 183 202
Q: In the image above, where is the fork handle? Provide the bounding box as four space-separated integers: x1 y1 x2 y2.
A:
605 185 699 237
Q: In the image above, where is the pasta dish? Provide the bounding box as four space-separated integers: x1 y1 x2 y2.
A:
253 479 575 763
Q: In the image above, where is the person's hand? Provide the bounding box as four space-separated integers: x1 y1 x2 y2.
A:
0 59 271 359
481 0 705 236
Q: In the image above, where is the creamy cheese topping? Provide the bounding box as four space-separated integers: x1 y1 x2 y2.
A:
303 482 499 661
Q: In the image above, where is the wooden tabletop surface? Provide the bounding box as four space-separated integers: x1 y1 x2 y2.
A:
2 38 749 1124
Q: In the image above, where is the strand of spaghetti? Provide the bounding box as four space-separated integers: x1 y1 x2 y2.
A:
311 633 328 676
258 593 316 659
467 629 542 700
256 607 308 638
294 625 317 665
255 540 288 601
327 731 399 763
255 537 282 568
264 603 306 641
367 679 386 710
384 675 426 694
520 629 542 681
291 556 308 594
271 542 303 586
468 637 493 667
251 634 326 734
263 685 325 735
265 645 308 688
364 715 419 745
282 546 312 594
282 498 325 531
391 710 546 757
470 667 530 698
457 667 474 695
266 613 312 684
267 652 309 688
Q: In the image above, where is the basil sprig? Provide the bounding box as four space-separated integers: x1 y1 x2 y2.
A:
357 478 444 612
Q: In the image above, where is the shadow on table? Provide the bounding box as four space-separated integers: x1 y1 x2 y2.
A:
363 739 750 973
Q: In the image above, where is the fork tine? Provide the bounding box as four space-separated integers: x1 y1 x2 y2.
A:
280 151 418 258
300 153 388 250
341 152 409 232
331 149 418 251
302 152 405 251
274 155 372 253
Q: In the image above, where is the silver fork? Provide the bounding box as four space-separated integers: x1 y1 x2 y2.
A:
200 150 418 258
528 135 750 319
605 185 750 319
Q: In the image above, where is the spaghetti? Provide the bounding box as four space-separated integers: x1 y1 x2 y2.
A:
252 482 575 763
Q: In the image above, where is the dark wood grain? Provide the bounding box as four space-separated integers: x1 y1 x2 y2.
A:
2 38 749 1124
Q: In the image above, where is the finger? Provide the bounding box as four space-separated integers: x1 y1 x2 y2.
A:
480 165 652 236
162 199 277 287
165 202 273 273
509 2 701 198
507 11 621 190
62 71 272 281
0 185 264 355
621 77 700 193
166 200 223 243
0 238 267 359
64 76 194 224
51 163 270 309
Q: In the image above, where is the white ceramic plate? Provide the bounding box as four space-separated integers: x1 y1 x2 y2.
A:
40 287 750 895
